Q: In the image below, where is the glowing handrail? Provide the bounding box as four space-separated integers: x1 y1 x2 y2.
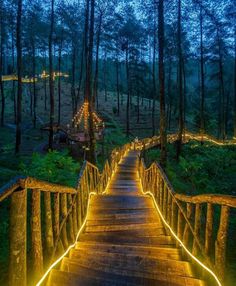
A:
138 149 236 285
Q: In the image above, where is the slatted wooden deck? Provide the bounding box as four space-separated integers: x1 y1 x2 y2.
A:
47 151 205 286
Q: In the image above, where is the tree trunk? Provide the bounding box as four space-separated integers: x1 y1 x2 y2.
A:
71 45 76 115
176 0 184 160
152 15 157 136
103 49 107 102
116 52 120 116
48 0 55 150
158 0 167 167
125 47 130 137
167 59 172 130
58 38 62 124
234 26 236 138
32 41 37 128
85 0 96 164
217 29 225 140
183 57 186 131
15 0 23 153
44 51 47 111
0 4 5 127
200 2 205 134
10 20 16 124
77 39 84 108
93 13 102 110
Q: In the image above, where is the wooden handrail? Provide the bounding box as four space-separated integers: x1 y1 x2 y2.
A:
137 138 236 285
0 142 131 286
0 176 77 203
175 193 236 208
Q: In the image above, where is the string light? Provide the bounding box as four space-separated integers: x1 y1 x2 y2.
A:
71 102 104 133
36 191 97 286
138 171 222 286
36 146 128 285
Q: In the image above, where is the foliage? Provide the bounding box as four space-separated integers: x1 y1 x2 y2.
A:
146 141 236 196
21 150 80 187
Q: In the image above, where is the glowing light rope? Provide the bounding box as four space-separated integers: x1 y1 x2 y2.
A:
138 172 222 286
36 191 96 286
36 148 128 285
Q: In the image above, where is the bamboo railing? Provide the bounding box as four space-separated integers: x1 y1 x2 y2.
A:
0 143 130 286
138 138 236 285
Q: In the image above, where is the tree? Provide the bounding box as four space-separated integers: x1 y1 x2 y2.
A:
84 0 96 163
48 0 55 150
0 0 5 127
158 0 167 166
199 0 205 135
15 0 22 153
176 0 184 160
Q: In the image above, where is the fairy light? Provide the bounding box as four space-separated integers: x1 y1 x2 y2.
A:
36 191 97 286
36 146 129 285
138 172 222 286
71 102 104 133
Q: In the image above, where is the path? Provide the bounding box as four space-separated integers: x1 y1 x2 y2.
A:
47 151 205 286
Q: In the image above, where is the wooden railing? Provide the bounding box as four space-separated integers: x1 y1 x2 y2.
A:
134 130 236 151
0 142 130 286
138 157 236 285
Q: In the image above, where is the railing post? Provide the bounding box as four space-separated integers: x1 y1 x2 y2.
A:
44 192 54 258
171 200 177 232
167 191 172 224
68 194 75 242
215 205 230 280
159 179 163 211
9 189 27 286
72 194 78 237
192 204 202 256
77 187 82 227
177 209 184 242
61 193 69 249
31 190 43 282
205 203 213 256
53 193 64 257
163 184 168 219
183 203 193 247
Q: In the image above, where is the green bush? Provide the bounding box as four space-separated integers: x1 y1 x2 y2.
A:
145 141 236 196
21 150 80 187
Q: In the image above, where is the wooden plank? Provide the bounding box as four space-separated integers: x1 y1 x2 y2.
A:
75 242 181 260
48 268 206 286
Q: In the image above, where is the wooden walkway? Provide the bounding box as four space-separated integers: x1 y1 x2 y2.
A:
47 151 205 286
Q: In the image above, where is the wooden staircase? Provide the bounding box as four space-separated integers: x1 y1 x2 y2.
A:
47 151 206 286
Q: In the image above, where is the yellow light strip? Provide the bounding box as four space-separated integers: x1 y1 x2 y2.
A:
36 149 128 285
35 191 96 286
102 150 127 195
139 174 222 286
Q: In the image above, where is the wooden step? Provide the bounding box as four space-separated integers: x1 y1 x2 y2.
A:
86 216 161 226
67 249 194 277
90 198 154 210
60 257 205 286
88 207 162 218
78 232 174 246
85 223 165 234
48 268 206 286
75 241 181 260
